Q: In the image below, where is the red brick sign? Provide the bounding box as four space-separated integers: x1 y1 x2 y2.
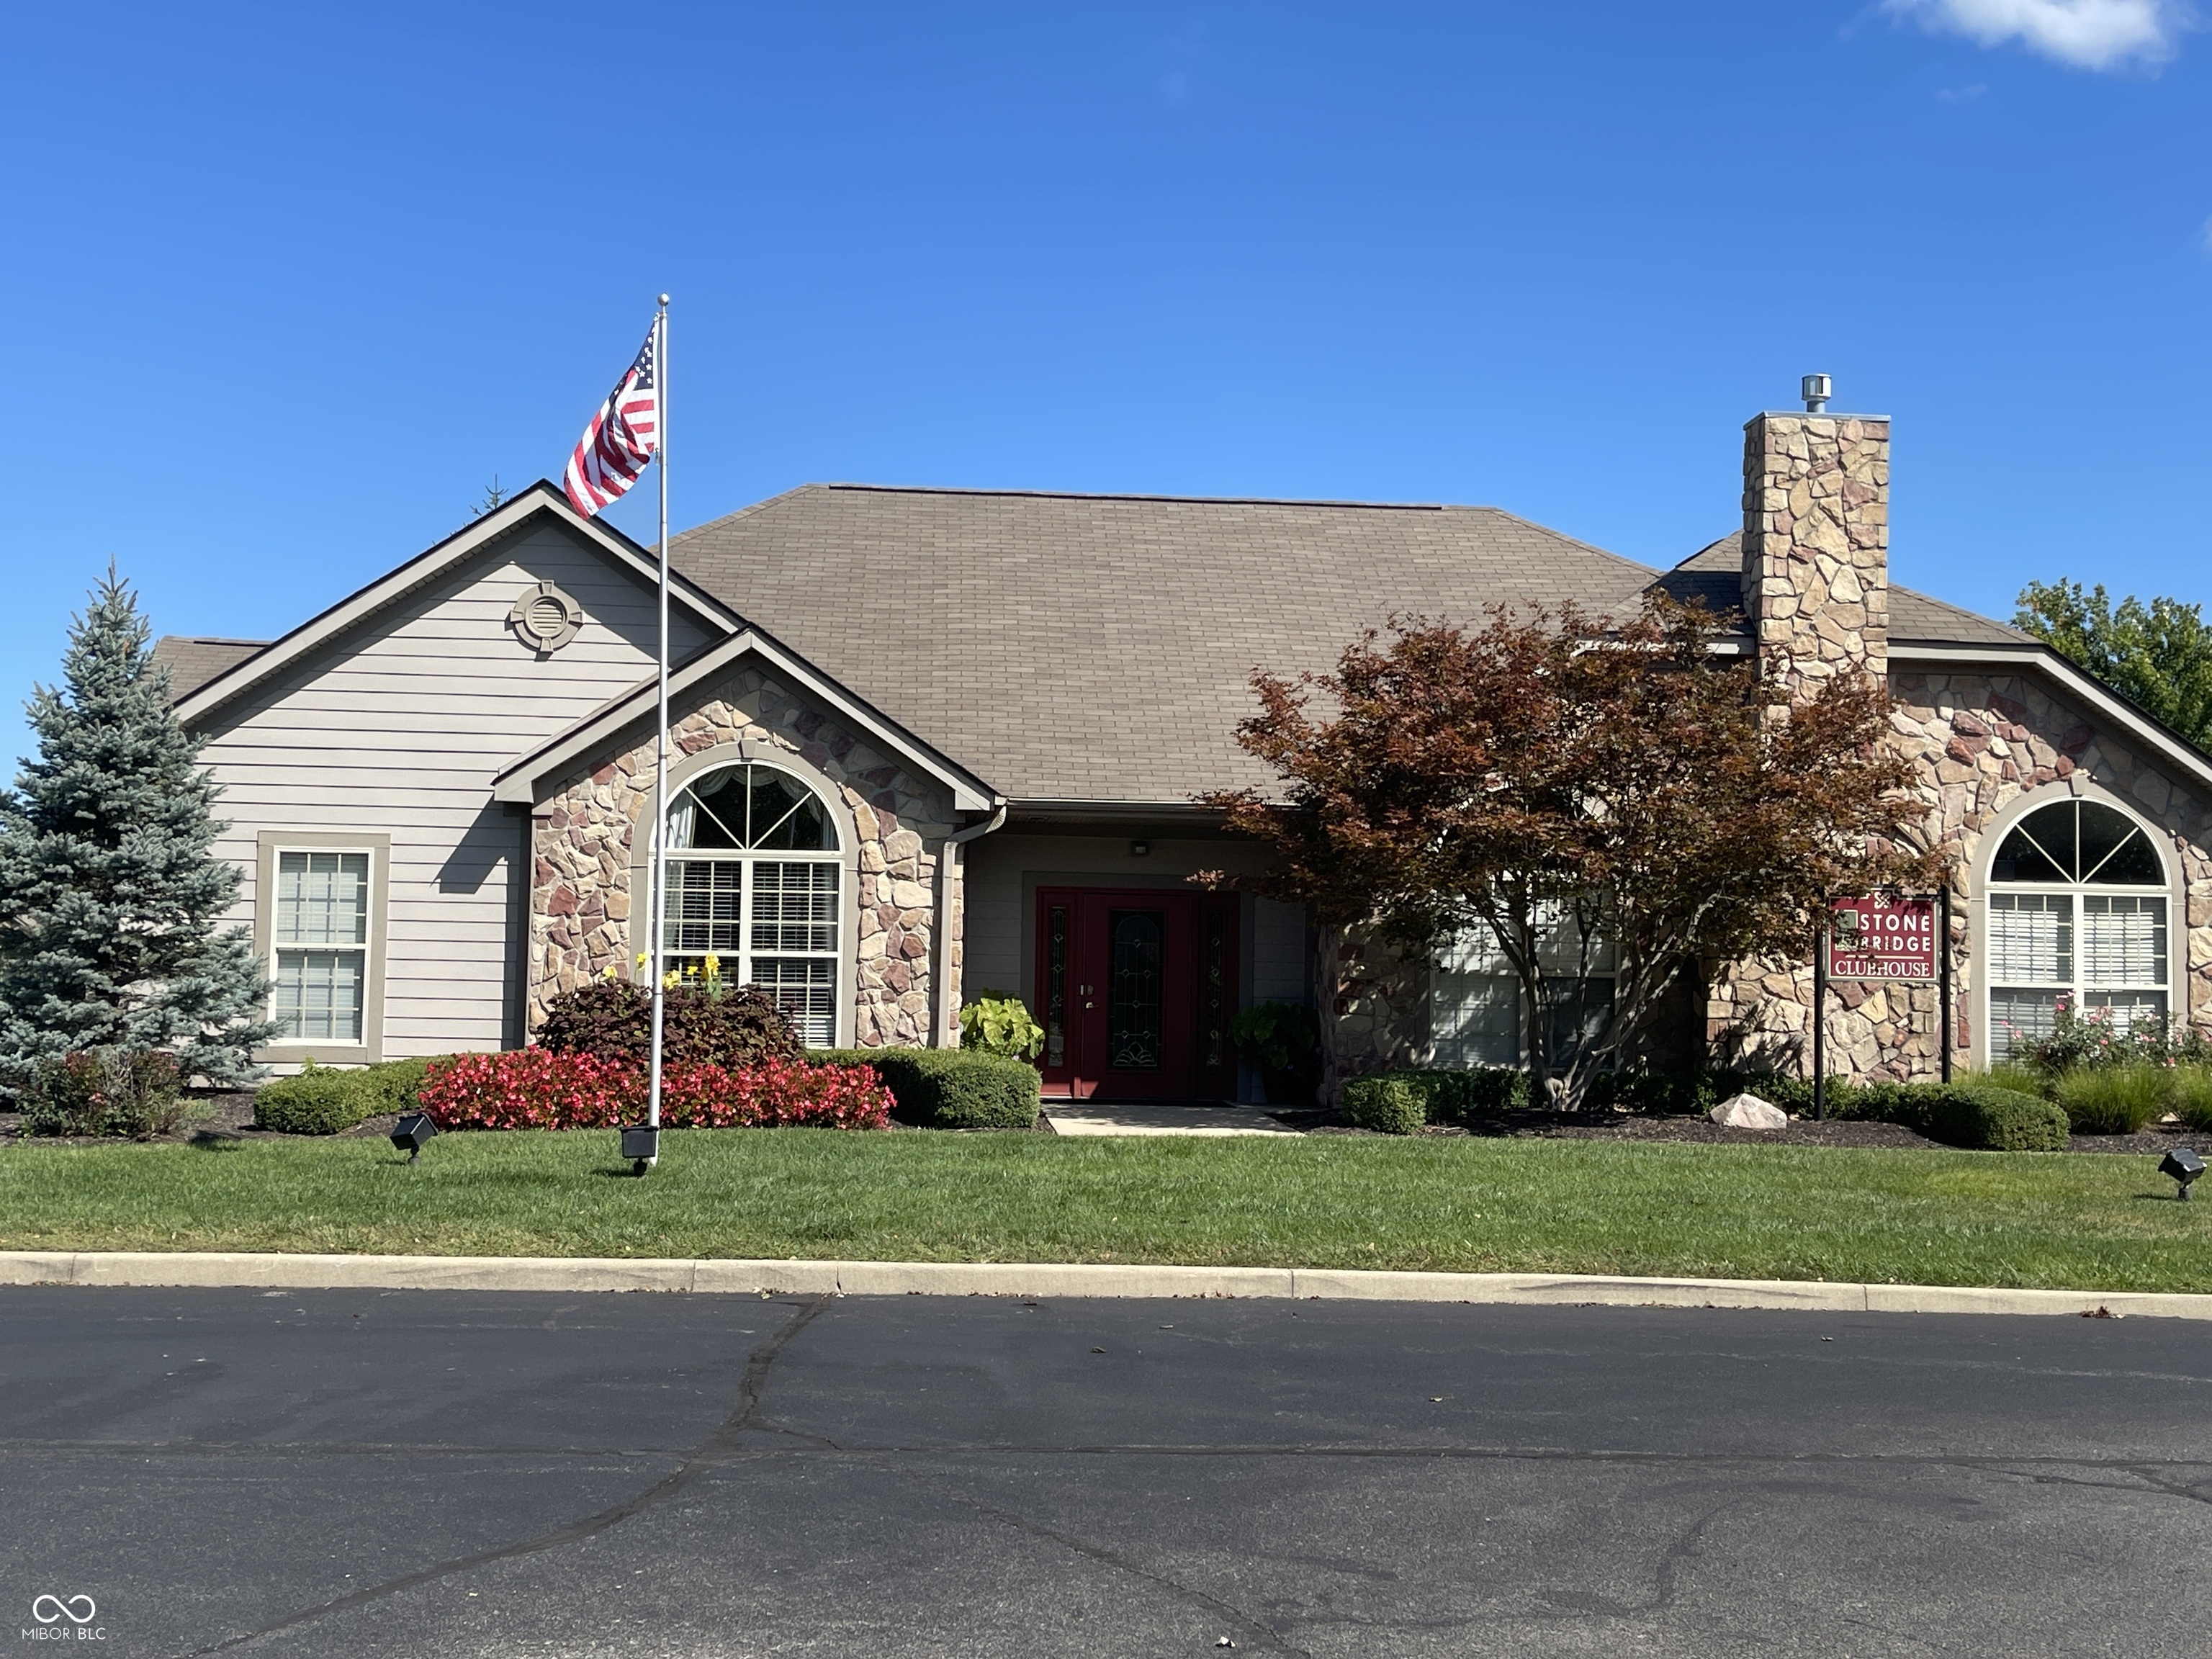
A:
1829 896 1937 981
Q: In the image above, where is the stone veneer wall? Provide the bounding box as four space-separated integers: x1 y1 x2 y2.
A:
1321 924 1423 1097
1742 413 1890 689
1709 669 2212 1079
526 666 959 1048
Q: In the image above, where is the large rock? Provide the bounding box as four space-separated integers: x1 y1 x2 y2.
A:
1709 1093 1789 1130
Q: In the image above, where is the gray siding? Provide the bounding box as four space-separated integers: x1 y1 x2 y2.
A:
197 520 714 1060
1251 898 1310 1007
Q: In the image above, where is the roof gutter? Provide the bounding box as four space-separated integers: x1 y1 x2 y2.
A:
933 801 1009 1048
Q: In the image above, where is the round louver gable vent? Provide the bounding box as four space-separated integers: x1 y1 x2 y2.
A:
508 581 584 652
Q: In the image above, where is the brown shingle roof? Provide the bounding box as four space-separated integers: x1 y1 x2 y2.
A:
152 637 269 702
667 485 1664 802
1655 533 2033 648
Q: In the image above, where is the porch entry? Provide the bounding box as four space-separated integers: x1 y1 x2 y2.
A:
1034 886 1239 1100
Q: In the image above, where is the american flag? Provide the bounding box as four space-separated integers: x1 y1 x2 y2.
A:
563 323 660 516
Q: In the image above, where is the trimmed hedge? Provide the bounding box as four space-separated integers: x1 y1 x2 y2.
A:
1349 1068 1526 1124
250 1056 440 1136
1340 1076 1427 1136
252 1067 376 1136
1341 1064 2070 1153
814 1048 1041 1129
1924 1084 2072 1152
1809 1079 2064 1150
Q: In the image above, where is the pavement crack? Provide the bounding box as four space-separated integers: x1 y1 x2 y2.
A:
173 1295 832 1658
866 1459 1316 1658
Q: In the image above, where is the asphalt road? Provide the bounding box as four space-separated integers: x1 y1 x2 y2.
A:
3 1285 2209 1657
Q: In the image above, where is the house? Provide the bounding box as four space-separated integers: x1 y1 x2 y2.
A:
157 396 2212 1097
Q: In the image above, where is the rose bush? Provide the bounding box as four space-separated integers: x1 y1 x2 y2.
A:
418 1049 891 1132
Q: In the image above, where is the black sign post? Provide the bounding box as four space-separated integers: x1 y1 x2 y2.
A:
1812 916 1830 1121
1939 885 1953 1084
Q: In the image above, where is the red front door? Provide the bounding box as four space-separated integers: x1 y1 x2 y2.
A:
1035 887 1238 1100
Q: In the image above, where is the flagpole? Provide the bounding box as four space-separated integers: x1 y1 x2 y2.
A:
645 294 670 1159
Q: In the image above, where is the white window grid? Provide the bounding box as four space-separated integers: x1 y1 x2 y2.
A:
271 849 372 1044
662 855 843 1047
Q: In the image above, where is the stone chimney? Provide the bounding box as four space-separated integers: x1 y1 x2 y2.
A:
1740 405 1889 693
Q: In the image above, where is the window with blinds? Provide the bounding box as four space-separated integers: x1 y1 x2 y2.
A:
1431 905 1616 1069
1985 799 2167 1058
661 763 845 1047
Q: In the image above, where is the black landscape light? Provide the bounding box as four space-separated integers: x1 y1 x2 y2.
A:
2158 1147 2205 1201
621 1124 660 1174
390 1112 438 1164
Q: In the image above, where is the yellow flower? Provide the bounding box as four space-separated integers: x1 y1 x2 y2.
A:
703 952 721 973
635 950 649 968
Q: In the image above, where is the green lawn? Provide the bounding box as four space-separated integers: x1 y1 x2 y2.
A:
1 1129 2207 1292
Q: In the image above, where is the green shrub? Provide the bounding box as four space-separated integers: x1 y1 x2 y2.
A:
22 1048 190 1138
359 1056 433 1115
2053 1064 2171 1135
958 991 1046 1061
252 1064 375 1136
1921 1084 2070 1151
1364 1069 1526 1122
2171 1065 2212 1131
814 1047 1040 1129
1340 1076 1427 1135
1813 1078 2066 1150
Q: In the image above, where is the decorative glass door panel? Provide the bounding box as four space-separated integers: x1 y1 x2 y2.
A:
1034 888 1241 1100
1106 909 1166 1069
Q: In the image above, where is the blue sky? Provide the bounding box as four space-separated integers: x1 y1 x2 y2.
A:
3 1 2208 767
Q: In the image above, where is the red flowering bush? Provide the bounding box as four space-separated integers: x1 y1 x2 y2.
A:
417 1049 891 1132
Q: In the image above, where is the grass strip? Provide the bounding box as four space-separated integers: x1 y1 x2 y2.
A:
2 1130 2208 1292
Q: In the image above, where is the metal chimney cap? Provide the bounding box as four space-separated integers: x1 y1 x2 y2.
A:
1801 373 1833 413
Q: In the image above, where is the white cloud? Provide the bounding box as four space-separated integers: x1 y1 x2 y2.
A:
1884 0 2190 69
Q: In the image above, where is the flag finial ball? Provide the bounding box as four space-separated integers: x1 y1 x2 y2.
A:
658 292 670 307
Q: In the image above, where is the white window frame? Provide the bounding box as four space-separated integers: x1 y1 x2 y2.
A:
1978 790 2179 1064
645 755 853 1049
254 831 390 1065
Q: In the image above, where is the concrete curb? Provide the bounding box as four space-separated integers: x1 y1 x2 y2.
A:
1 1251 2206 1318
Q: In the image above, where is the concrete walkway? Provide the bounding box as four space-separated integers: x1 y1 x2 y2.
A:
1042 1100 1303 1136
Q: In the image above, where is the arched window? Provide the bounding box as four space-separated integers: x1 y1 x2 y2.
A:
661 762 844 1046
1985 797 2168 1058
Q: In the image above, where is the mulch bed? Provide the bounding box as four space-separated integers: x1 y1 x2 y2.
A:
5 1094 2203 1158
0 1092 403 1148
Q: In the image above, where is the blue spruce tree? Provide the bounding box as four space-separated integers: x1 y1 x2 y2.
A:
0 569 274 1087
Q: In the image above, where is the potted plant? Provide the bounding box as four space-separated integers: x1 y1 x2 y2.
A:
958 990 1047 1063
1229 1002 1321 1105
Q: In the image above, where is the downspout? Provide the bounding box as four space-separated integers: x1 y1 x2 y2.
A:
932 800 1008 1048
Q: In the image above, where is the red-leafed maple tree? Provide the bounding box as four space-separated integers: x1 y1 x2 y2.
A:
1203 596 1943 1107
